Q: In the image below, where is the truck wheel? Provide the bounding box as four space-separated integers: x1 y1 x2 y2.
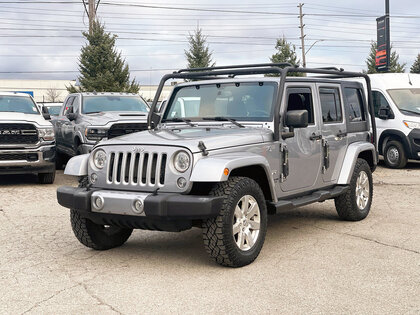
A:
70 209 133 250
334 159 373 221
384 140 407 168
202 177 267 267
38 171 56 184
76 145 84 155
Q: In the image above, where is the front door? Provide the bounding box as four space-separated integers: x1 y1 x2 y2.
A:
280 84 323 193
317 84 348 183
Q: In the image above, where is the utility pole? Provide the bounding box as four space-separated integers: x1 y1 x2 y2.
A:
88 0 96 35
298 3 306 68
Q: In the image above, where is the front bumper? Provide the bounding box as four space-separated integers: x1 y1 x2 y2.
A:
408 129 420 160
0 145 55 175
57 186 224 220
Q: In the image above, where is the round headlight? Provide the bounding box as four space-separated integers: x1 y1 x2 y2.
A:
173 151 190 173
93 149 107 169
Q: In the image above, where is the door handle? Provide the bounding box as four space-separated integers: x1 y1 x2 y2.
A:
310 133 322 141
336 131 347 138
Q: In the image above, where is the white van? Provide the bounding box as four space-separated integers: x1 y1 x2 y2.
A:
368 73 420 168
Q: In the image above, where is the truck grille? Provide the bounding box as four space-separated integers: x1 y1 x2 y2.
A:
108 123 148 139
107 151 167 187
0 153 38 161
0 123 38 144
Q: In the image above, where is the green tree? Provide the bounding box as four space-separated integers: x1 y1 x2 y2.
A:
266 36 303 77
410 54 420 73
185 28 215 69
365 41 406 74
67 21 139 93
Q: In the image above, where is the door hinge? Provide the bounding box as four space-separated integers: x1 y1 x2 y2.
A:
322 139 330 174
280 144 289 182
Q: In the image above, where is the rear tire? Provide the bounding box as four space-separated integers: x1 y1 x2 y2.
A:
383 140 407 169
70 209 133 250
38 171 55 184
334 159 373 221
202 177 267 267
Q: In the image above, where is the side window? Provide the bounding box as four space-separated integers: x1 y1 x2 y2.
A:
286 88 315 124
344 88 365 122
72 96 80 114
63 96 75 115
319 88 342 123
372 91 390 117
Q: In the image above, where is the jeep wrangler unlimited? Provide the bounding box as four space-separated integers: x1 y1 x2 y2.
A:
0 92 56 183
57 64 378 267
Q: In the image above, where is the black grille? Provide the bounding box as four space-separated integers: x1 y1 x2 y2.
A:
0 123 38 144
108 123 147 139
0 153 38 161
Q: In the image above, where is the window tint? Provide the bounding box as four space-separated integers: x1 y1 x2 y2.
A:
344 88 365 122
319 88 342 123
72 96 80 113
372 91 391 117
286 89 315 124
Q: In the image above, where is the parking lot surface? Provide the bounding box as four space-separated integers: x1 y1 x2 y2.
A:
1 162 419 314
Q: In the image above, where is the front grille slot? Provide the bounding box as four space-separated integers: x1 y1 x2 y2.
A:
0 123 38 144
107 151 168 188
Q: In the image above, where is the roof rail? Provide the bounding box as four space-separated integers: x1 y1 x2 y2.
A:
176 62 294 74
315 67 344 72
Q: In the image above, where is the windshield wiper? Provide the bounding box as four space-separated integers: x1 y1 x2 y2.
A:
164 117 196 127
400 108 420 116
85 111 103 114
202 116 245 128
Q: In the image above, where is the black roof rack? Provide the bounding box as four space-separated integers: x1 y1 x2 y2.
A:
148 63 376 147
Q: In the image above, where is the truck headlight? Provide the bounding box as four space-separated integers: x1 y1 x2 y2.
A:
173 150 190 173
92 149 107 169
85 128 108 141
38 128 55 141
403 121 420 129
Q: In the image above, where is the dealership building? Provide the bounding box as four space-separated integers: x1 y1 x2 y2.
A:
0 79 171 103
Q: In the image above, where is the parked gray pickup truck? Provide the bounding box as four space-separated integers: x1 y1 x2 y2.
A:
58 64 378 267
52 92 149 166
0 92 56 183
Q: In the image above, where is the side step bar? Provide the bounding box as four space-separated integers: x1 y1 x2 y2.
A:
267 185 349 214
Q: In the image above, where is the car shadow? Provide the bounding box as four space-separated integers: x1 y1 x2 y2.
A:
0 174 39 186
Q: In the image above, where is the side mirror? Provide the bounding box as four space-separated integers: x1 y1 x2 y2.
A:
378 106 393 120
285 110 309 129
67 113 77 121
41 106 51 120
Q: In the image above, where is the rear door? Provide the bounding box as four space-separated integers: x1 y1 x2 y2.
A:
317 84 348 183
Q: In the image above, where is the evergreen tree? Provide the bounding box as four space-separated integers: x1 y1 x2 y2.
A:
67 21 139 93
410 54 420 73
185 28 215 69
267 36 303 77
365 41 406 74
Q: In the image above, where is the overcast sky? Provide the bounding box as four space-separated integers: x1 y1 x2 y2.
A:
0 0 419 85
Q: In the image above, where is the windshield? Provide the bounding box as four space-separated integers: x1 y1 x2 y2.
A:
46 106 61 116
163 82 277 122
387 89 420 114
0 96 39 114
82 96 149 114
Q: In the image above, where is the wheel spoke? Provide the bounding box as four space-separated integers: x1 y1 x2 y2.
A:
248 220 260 230
237 231 245 249
245 230 254 248
241 195 249 212
234 205 242 219
233 222 241 235
246 202 258 219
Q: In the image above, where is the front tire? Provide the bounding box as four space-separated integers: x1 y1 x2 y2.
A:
334 159 373 221
38 171 55 184
202 177 267 267
70 209 133 250
383 140 407 169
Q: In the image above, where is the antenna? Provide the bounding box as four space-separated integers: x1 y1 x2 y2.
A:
408 73 413 86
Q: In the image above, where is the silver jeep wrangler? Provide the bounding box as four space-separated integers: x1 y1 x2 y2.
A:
57 64 378 267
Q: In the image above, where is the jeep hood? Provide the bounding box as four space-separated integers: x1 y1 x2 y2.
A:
99 127 273 153
0 112 52 127
82 111 148 126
